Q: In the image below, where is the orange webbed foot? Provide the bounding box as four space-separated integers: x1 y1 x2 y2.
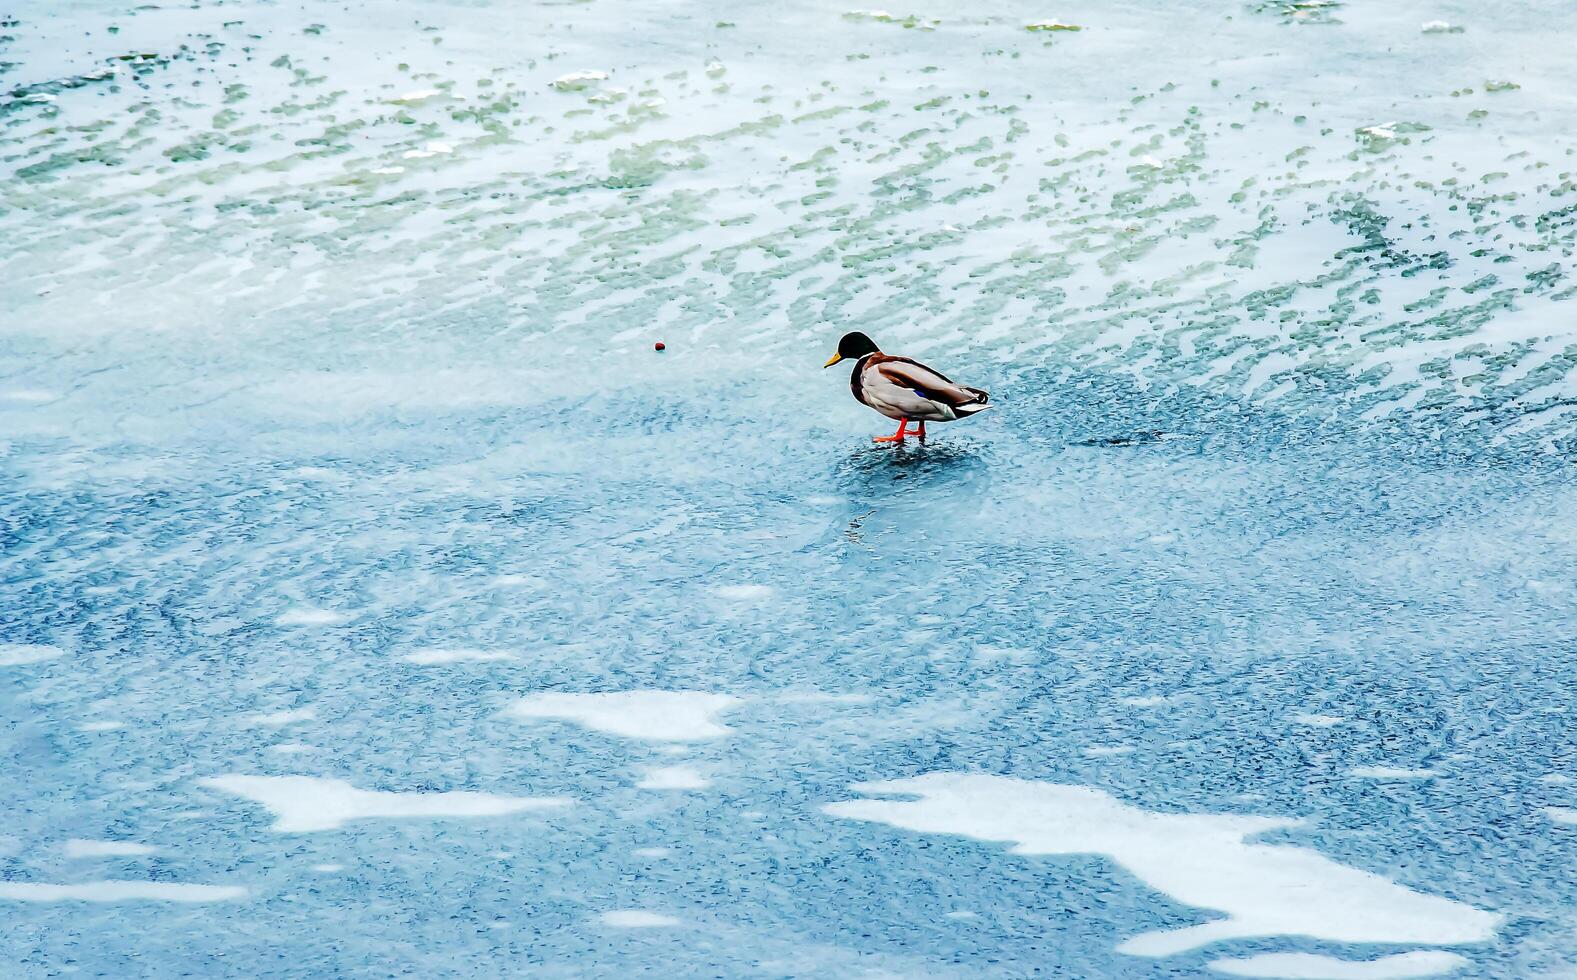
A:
874 420 910 443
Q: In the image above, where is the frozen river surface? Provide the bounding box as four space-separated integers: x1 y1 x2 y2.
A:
4 0 1577 976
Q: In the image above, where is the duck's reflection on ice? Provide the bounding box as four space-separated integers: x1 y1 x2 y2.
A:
830 442 992 546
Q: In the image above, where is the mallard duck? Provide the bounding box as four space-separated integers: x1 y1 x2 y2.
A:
823 331 991 443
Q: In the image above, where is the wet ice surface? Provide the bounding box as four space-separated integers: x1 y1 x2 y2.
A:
4 0 1577 976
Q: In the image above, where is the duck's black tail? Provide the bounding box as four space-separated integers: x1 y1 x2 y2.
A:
956 387 991 414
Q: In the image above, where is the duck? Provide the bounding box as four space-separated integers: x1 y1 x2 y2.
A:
823 331 991 443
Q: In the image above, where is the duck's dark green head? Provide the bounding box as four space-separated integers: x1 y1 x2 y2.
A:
823 331 880 368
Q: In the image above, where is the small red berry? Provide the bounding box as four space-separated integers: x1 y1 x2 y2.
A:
654 342 666 351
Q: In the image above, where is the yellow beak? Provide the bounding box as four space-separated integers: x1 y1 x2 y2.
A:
823 353 843 369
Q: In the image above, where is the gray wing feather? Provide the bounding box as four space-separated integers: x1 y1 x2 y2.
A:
859 362 955 420
878 359 987 407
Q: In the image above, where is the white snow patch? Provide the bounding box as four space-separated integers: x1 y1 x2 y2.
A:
201 775 571 833
64 840 156 859
492 574 545 588
551 70 610 91
506 691 740 741
0 644 62 666
632 847 672 858
1294 714 1345 727
0 389 56 403
0 881 245 902
825 774 1500 958
1122 695 1169 707
245 708 315 728
1209 951 1468 979
78 721 125 732
1351 766 1438 780
275 608 348 626
268 743 314 755
403 647 514 665
600 909 680 928
636 767 710 791
713 584 774 601
390 88 442 104
975 645 1031 662
1083 746 1135 757
402 140 454 159
311 863 344 873
1545 806 1577 826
